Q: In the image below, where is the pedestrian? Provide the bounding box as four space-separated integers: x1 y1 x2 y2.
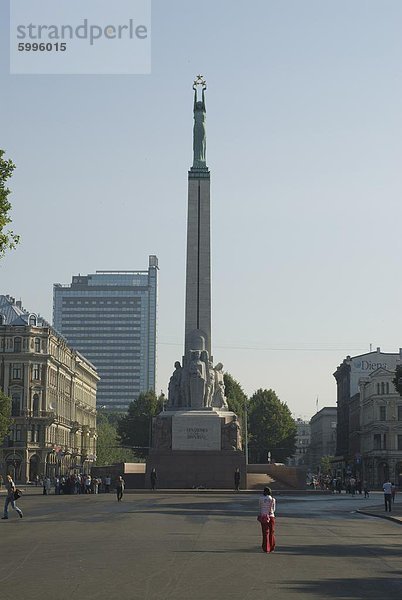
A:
363 480 370 498
150 468 157 491
93 478 99 494
43 476 51 495
383 479 392 512
391 482 397 503
85 475 92 494
2 475 23 520
258 486 276 553
105 475 111 493
234 468 241 492
116 476 125 502
349 476 356 496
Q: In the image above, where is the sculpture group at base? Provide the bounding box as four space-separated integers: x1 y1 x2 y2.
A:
167 351 228 410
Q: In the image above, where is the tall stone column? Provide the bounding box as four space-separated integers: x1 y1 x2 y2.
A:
184 169 211 357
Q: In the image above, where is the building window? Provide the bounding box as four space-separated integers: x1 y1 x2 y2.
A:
381 382 385 394
29 425 39 443
0 314 5 325
376 383 380 395
386 382 390 394
33 364 40 381
379 406 386 421
12 365 22 380
398 406 402 421
11 394 21 416
34 338 41 353
398 435 402 451
15 426 22 442
33 394 40 416
14 337 22 352
374 434 382 450
29 314 37 326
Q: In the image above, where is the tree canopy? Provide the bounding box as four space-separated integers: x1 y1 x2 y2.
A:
96 412 137 466
393 365 402 396
118 391 163 459
224 372 247 428
248 388 296 464
0 390 12 443
0 150 19 259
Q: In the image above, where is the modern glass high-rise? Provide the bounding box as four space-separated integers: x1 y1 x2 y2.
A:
53 255 158 412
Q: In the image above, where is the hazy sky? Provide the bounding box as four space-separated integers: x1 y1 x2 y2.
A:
1 0 402 419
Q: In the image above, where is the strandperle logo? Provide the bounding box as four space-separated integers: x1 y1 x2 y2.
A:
16 19 148 46
10 0 151 75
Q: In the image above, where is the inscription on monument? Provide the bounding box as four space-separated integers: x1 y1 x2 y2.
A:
172 415 221 450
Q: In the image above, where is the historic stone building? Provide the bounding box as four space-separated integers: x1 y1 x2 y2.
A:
333 348 402 479
308 407 337 472
287 418 310 466
0 295 99 482
354 368 402 488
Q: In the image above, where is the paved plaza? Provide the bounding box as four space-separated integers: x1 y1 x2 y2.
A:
0 491 401 600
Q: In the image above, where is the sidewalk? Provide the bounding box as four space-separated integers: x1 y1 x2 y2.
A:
357 500 402 525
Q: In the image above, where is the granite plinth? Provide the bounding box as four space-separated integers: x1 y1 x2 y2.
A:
146 449 246 489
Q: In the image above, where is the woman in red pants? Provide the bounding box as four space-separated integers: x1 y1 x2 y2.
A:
258 486 276 553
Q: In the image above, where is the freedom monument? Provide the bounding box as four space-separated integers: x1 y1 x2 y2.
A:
146 77 246 488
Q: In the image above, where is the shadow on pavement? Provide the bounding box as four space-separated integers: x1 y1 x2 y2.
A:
283 573 402 599
277 543 402 558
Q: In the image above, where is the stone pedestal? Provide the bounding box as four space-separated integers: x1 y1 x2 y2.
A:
146 409 246 489
146 449 246 489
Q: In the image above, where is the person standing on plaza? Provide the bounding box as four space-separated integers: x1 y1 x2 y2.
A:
93 477 100 494
234 468 241 492
363 480 370 498
43 476 51 495
391 482 397 503
258 486 276 553
105 475 111 493
2 475 23 520
85 475 92 494
150 468 157 491
116 476 125 502
383 479 392 512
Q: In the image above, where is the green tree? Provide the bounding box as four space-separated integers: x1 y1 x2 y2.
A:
393 365 402 396
0 150 19 259
96 415 137 466
0 390 12 443
224 372 247 428
118 391 163 459
248 388 296 464
320 455 334 475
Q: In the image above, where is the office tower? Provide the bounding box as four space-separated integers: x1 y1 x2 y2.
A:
53 255 158 411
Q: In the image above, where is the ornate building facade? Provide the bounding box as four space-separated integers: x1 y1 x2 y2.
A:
356 368 402 487
333 348 402 481
0 295 99 482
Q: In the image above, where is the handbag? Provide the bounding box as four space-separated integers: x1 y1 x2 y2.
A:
14 489 22 500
